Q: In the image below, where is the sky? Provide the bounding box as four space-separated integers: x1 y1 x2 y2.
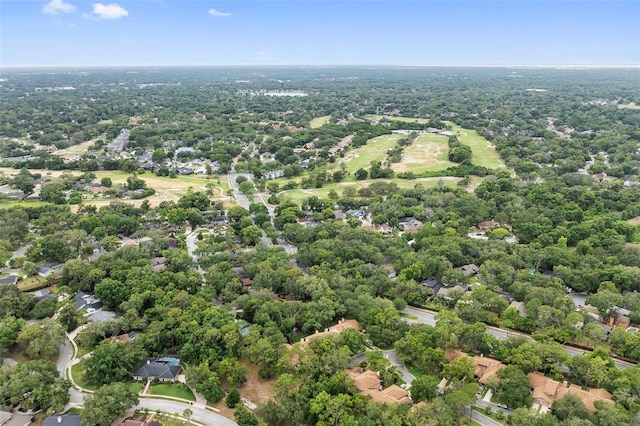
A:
1 0 639 67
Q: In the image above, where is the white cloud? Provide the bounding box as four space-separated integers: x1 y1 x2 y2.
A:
91 3 129 20
43 0 76 15
208 8 232 17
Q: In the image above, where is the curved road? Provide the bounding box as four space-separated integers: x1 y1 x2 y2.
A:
402 306 637 370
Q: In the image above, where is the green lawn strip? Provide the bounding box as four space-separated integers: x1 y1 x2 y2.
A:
127 382 144 394
70 363 100 391
618 103 640 110
310 115 331 128
399 312 419 320
444 122 503 169
0 201 49 209
64 408 83 415
340 134 404 175
148 383 196 401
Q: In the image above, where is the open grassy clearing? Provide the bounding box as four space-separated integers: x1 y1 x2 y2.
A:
445 122 504 169
0 200 48 209
339 134 403 175
618 103 640 110
54 137 103 156
397 133 455 173
277 177 461 202
310 115 331 128
149 383 195 401
363 116 504 170
365 115 431 124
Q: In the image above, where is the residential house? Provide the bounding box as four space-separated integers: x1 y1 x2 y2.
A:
42 416 82 426
346 368 412 404
460 264 479 276
150 257 167 272
472 355 506 385
32 288 56 299
439 284 469 300
73 292 103 312
478 220 501 231
345 209 365 220
421 277 444 297
608 310 631 329
211 215 230 226
133 356 182 383
36 262 63 278
528 372 613 412
398 217 423 233
0 275 18 286
299 319 361 345
508 301 527 318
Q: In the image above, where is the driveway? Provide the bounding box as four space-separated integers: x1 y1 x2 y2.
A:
350 349 415 385
136 399 237 426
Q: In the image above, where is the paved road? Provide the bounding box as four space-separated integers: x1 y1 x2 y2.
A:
136 399 236 426
2 357 17 366
402 306 637 370
350 349 415 384
463 406 504 426
57 336 74 379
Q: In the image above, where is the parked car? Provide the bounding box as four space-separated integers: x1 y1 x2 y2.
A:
497 403 508 409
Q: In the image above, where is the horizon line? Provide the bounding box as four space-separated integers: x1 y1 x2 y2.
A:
1 63 639 70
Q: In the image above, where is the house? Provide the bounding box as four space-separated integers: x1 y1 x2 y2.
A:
421 277 443 296
36 262 63 278
608 311 631 328
439 284 468 299
299 319 361 345
0 275 18 286
73 292 103 312
347 368 412 404
175 147 195 156
150 257 167 272
42 415 82 426
376 224 394 236
32 288 56 299
472 355 506 385
478 220 500 231
241 277 253 287
398 217 423 233
211 215 230 226
133 356 182 382
528 372 613 412
508 301 527 318
460 264 479 276
346 209 365 220
111 414 162 426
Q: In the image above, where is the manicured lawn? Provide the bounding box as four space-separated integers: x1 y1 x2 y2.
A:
399 312 418 320
310 115 331 128
17 275 49 291
363 115 504 170
127 382 144 394
445 122 504 169
0 201 49 209
340 134 404 176
149 383 196 401
618 103 640 110
64 408 83 415
71 363 100 391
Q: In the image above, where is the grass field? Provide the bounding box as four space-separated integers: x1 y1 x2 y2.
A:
340 134 403 175
149 383 196 401
71 363 101 391
17 275 49 291
618 103 640 110
278 177 462 202
0 200 48 209
364 115 504 170
399 133 455 173
310 115 331 128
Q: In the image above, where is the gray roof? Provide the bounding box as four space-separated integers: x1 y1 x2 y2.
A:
0 275 18 285
133 357 181 380
42 415 82 426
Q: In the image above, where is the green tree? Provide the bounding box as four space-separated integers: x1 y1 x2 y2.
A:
551 393 590 422
409 375 440 402
100 177 112 187
355 168 368 180
225 388 241 408
81 382 139 426
17 319 65 359
495 365 532 409
234 405 258 426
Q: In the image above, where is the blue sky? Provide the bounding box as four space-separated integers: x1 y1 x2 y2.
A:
1 1 639 66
